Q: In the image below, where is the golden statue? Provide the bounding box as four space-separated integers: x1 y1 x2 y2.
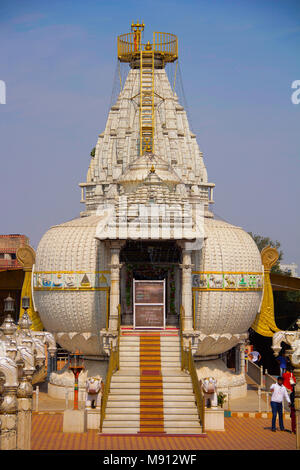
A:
251 246 280 337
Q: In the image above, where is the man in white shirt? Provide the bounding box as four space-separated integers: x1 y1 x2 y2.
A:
270 376 291 432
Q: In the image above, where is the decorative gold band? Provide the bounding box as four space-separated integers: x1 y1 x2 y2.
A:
192 271 263 291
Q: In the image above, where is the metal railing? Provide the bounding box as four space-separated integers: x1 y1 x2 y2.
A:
180 306 205 432
153 32 178 58
100 304 121 432
246 359 264 388
118 31 178 63
246 365 290 413
264 369 277 391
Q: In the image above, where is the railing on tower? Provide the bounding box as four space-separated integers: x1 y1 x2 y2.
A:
100 304 121 432
117 31 178 63
117 23 178 156
180 305 205 432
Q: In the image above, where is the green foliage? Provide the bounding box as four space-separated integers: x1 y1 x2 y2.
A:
248 232 284 273
90 147 96 157
217 392 227 408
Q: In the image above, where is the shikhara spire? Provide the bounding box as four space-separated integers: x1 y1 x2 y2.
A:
80 23 214 216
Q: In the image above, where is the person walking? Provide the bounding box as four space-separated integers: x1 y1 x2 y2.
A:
249 350 261 363
282 366 296 394
277 351 288 376
270 376 291 432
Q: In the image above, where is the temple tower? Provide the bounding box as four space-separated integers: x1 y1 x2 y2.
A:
33 24 264 420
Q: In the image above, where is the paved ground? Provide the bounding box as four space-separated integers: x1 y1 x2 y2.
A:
31 375 296 451
31 413 296 450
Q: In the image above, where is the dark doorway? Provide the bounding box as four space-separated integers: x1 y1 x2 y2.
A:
120 240 182 327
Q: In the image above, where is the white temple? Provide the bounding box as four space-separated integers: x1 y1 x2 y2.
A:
32 24 264 433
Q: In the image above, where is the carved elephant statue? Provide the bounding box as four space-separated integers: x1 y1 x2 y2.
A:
201 376 218 408
85 377 104 409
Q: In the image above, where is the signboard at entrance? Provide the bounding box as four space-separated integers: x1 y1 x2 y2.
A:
134 281 164 304
134 280 165 329
135 305 164 328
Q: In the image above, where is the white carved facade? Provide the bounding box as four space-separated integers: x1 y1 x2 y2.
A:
33 37 263 398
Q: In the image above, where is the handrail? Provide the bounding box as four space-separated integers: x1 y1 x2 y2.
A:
180 305 205 432
264 369 277 391
247 359 264 388
32 364 47 385
118 31 178 62
100 304 121 432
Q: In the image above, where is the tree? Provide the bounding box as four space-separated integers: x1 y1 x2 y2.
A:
247 232 284 273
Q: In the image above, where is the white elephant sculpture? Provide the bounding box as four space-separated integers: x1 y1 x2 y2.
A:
85 377 103 409
201 377 218 408
272 320 300 367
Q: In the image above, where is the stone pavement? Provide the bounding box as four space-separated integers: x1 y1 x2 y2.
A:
31 413 296 450
31 378 297 450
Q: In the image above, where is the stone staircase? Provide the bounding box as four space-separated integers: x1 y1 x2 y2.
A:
102 331 203 434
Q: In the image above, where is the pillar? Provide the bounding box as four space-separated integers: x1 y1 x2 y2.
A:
109 241 123 331
0 386 18 450
17 374 33 450
180 246 194 331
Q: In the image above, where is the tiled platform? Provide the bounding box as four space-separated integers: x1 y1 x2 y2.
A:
31 413 296 450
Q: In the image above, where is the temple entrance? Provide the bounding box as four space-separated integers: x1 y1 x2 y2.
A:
120 240 182 328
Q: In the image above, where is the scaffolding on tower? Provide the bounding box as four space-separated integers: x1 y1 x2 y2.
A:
117 22 178 155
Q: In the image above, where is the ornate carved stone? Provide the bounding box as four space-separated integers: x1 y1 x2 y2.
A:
16 245 36 271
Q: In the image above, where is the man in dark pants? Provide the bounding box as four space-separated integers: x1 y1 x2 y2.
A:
270 376 291 432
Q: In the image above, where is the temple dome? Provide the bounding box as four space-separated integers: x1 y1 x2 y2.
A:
193 215 263 356
117 154 182 193
33 215 107 355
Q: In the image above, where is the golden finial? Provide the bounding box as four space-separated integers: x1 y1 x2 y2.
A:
150 165 155 173
145 40 152 51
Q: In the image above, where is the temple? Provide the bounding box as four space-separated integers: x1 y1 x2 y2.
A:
32 23 264 433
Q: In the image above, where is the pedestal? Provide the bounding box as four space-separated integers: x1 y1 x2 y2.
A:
205 408 225 431
86 408 101 429
63 409 87 433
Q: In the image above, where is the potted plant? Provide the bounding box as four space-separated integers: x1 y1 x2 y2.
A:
217 392 227 408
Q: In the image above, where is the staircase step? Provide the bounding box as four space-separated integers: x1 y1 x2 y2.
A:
162 395 195 401
106 406 140 412
163 408 198 415
164 420 201 427
108 394 140 400
162 376 191 383
163 401 197 408
164 414 199 421
163 383 193 390
106 401 140 407
110 383 141 389
102 428 140 434
111 376 140 383
104 414 140 420
103 332 199 434
102 420 140 427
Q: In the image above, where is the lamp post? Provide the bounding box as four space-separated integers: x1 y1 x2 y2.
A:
69 351 84 410
21 296 30 312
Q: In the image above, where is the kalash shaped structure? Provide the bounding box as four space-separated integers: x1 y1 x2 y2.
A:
33 23 264 433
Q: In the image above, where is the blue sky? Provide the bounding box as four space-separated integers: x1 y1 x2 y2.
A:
0 0 299 269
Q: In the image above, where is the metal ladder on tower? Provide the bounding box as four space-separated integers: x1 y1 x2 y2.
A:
139 44 155 155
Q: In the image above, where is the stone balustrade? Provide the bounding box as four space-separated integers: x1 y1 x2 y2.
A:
0 298 56 450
